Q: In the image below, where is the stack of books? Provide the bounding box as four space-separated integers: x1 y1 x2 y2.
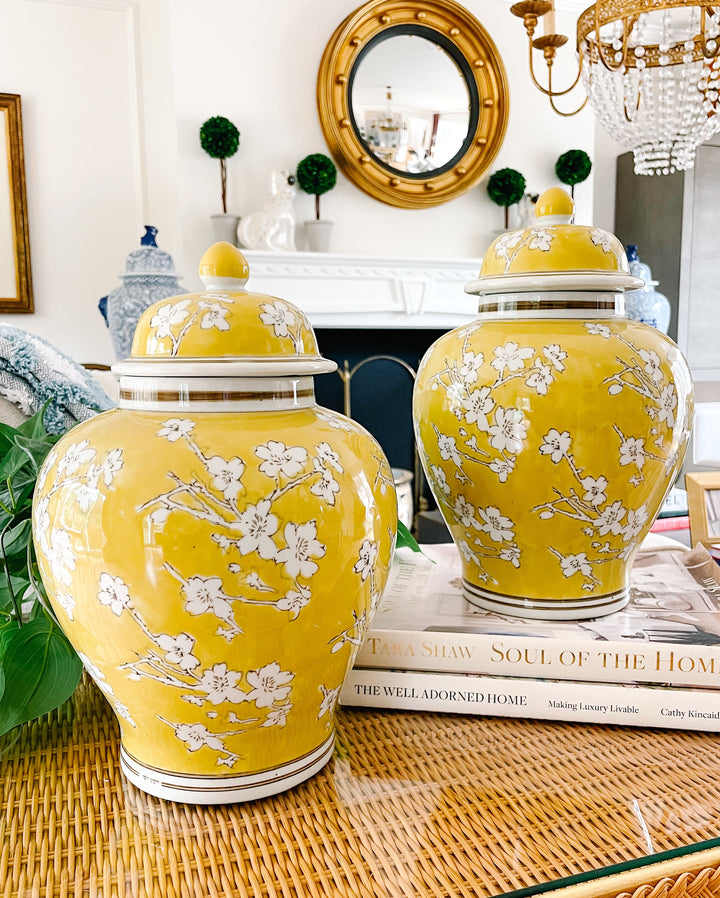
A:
340 535 720 731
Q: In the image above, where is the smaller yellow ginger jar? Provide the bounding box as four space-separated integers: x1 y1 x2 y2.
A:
413 189 693 620
33 242 397 803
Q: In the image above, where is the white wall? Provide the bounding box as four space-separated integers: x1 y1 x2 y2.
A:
0 0 598 364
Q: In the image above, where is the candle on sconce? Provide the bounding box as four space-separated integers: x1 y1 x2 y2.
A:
544 3 556 34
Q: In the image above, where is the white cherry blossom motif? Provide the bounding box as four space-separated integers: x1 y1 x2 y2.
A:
206 455 245 501
195 663 247 705
594 501 627 536
353 540 378 582
155 632 200 671
310 459 340 505
493 230 523 263
589 229 613 252
255 441 308 479
276 587 311 619
543 344 567 372
97 572 131 616
55 592 76 621
539 429 571 464
618 436 646 470
488 407 527 455
34 496 50 539
262 707 291 728
172 722 226 753
527 228 553 251
430 465 451 495
236 499 279 558
74 483 100 513
436 430 463 467
458 351 484 384
499 545 521 568
96 448 124 487
557 552 594 578
584 322 611 338
157 419 195 442
245 661 294 708
462 387 494 429
149 299 192 339
318 684 341 719
639 348 663 385
526 361 554 395
623 504 649 541
489 457 514 482
198 300 231 331
47 529 76 587
491 342 534 377
259 301 296 339
453 495 479 529
477 506 514 542
581 475 608 507
57 440 96 477
182 575 235 622
275 521 326 579
315 442 343 473
657 384 678 429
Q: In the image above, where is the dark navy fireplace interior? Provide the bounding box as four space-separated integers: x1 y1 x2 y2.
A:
314 327 446 507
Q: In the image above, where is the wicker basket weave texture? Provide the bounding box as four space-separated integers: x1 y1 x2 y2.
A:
2 678 720 897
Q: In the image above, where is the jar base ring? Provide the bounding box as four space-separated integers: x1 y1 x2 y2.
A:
462 580 629 621
120 732 335 804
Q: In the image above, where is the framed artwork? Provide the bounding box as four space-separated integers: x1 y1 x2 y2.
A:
685 472 720 548
0 93 33 313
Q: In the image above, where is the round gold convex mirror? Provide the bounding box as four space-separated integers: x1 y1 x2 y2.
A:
317 0 509 209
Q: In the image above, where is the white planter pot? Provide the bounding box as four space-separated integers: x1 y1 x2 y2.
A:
305 220 333 253
211 214 240 246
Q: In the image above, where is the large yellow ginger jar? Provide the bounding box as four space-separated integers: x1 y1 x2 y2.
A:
33 243 396 803
413 188 693 620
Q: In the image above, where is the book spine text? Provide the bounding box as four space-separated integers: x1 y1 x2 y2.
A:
341 668 720 731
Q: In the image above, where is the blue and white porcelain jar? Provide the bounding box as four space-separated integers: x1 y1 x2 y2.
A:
624 245 671 334
100 227 187 360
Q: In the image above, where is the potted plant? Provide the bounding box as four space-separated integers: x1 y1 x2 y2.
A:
555 149 592 199
296 153 337 252
486 168 526 230
0 409 82 736
200 115 241 245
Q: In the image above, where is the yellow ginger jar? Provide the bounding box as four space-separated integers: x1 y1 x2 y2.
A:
32 242 397 803
413 188 693 620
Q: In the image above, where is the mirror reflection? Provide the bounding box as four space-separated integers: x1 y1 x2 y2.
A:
350 34 471 175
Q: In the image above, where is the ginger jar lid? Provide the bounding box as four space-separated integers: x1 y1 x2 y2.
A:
121 226 182 278
113 242 336 377
466 187 643 296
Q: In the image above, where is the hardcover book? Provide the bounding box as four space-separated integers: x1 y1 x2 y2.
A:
352 537 720 689
340 667 720 732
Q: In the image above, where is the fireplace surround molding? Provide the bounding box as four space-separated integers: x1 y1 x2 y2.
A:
241 249 481 329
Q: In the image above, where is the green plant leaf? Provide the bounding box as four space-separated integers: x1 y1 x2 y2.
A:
12 434 56 474
0 518 32 562
0 615 82 736
396 520 421 553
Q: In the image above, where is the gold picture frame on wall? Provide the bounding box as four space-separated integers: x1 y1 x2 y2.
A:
0 93 33 313
317 0 509 209
686 472 720 549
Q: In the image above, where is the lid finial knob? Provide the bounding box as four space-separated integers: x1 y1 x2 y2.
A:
199 242 250 291
535 187 574 225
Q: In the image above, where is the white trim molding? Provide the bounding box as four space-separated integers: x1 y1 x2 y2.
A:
241 250 481 329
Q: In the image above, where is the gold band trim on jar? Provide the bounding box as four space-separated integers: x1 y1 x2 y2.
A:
479 297 621 314
119 387 315 403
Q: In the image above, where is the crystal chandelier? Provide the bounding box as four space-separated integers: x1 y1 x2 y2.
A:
510 0 720 175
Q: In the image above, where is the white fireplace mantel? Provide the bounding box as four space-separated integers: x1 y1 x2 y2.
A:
241 250 482 330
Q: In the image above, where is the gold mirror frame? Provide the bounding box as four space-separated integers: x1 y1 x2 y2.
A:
317 0 509 209
0 94 33 313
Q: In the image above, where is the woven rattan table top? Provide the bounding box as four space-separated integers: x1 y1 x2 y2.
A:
3 678 720 898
